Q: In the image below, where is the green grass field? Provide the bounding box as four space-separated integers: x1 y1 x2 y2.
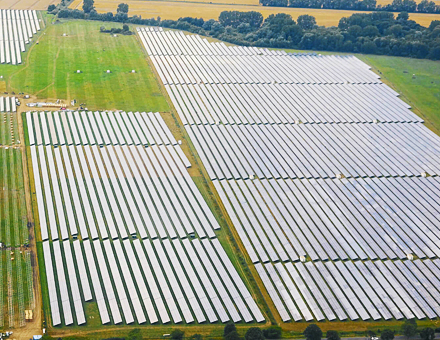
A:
0 17 169 113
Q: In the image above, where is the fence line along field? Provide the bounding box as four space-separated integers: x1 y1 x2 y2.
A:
69 0 440 27
138 27 440 324
27 110 265 327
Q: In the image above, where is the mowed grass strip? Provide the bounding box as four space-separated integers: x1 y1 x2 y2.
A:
4 19 170 113
69 0 440 26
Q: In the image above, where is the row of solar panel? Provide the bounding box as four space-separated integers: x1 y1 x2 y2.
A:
138 27 289 57
214 177 440 263
26 111 176 147
148 53 379 86
186 123 440 180
30 143 218 242
257 258 440 322
0 9 40 65
0 97 16 112
166 83 419 124
43 237 264 326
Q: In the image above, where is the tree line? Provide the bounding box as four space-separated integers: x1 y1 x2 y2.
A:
49 3 440 60
260 0 440 15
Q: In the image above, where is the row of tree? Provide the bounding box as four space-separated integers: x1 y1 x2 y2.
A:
260 0 440 14
49 3 440 60
303 321 436 340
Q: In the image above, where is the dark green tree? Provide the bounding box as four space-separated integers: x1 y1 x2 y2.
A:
263 326 282 339
401 319 418 340
326 330 340 340
47 4 56 11
224 323 237 337
420 328 435 340
117 3 129 13
245 328 264 340
380 329 395 340
171 330 185 340
297 14 316 29
82 0 94 13
304 324 323 340
190 335 203 340
397 11 409 20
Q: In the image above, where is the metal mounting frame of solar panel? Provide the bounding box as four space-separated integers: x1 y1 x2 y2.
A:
343 261 392 320
227 180 278 262
363 261 414 319
236 179 290 261
53 147 78 237
37 145 59 240
190 239 241 322
152 239 196 323
72 240 93 302
82 240 111 324
383 261 437 319
30 146 48 240
150 145 204 237
162 239 206 323
99 145 139 238
62 146 99 239
253 179 303 261
294 262 336 321
142 146 192 237
111 146 152 238
393 260 440 318
333 261 381 320
92 240 123 324
141 239 182 323
102 240 136 324
265 263 302 321
132 239 171 323
62 241 86 325
304 262 347 321
255 263 290 322
314 261 361 321
78 146 112 239
113 239 147 323
46 112 58 145
43 241 62 326
45 146 69 239
115 146 160 239
128 146 172 239
155 145 216 238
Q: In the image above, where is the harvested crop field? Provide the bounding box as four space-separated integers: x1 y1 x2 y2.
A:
0 0 56 10
69 0 440 27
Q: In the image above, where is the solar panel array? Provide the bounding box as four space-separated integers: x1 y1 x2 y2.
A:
138 27 440 322
27 111 264 326
0 9 40 65
0 97 17 112
0 97 18 146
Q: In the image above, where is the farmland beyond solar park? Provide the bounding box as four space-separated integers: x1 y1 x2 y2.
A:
1 12 440 340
